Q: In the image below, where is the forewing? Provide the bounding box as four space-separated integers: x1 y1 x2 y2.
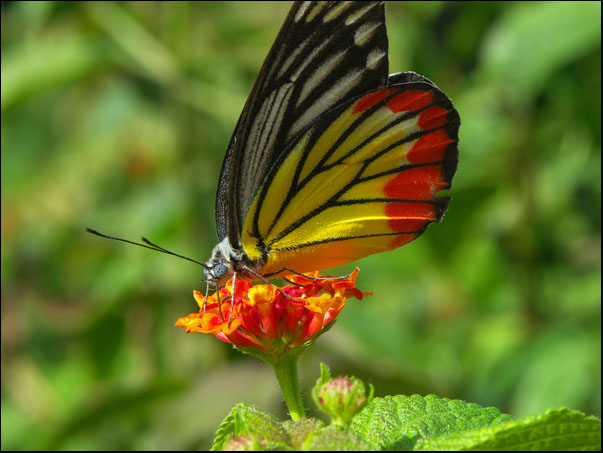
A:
216 1 389 246
240 81 460 274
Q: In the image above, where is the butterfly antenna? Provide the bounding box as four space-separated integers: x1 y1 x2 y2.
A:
85 228 209 269
141 236 174 253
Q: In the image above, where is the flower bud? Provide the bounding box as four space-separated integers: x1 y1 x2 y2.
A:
224 434 266 451
312 364 373 426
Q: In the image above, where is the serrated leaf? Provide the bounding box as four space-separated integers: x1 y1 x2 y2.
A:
211 403 290 451
302 425 373 451
350 394 513 450
416 408 601 451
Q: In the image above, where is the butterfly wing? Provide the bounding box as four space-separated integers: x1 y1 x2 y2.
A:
240 79 460 274
216 1 390 247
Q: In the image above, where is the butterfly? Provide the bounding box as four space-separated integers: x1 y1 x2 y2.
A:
87 1 459 291
202 1 460 287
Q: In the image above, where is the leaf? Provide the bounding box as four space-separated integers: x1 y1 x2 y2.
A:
211 403 290 451
416 408 601 451
211 406 375 451
480 1 601 98
1 36 109 111
86 2 179 84
350 394 513 450
282 418 325 450
302 425 373 451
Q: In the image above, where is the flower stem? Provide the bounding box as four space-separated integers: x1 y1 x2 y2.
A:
272 355 306 421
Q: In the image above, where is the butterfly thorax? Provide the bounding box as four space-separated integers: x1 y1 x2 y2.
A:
204 237 261 285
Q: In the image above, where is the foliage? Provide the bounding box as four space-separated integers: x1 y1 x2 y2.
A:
1 1 600 450
211 370 601 451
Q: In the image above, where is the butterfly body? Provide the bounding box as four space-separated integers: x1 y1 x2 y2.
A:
203 1 459 286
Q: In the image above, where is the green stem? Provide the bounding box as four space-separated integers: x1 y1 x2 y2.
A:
272 355 306 421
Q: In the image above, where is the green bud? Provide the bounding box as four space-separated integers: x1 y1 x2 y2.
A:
312 363 374 426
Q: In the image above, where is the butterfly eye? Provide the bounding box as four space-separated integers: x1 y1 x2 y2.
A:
212 264 229 279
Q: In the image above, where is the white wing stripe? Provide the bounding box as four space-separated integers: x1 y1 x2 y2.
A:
323 1 353 23
289 37 329 81
345 2 381 25
354 21 382 47
294 2 312 22
246 84 294 184
306 2 327 22
296 49 348 107
366 48 387 70
292 69 362 138
277 36 310 79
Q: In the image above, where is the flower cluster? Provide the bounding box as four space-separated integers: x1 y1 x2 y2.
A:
176 268 369 362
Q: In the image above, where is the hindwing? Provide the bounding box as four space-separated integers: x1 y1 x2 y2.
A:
240 80 460 274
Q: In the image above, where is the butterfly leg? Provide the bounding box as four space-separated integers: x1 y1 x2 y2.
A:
228 272 237 327
203 284 210 314
263 267 353 282
241 265 278 286
240 265 303 301
216 283 224 321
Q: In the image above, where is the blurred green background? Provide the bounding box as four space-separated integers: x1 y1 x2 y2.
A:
2 1 600 450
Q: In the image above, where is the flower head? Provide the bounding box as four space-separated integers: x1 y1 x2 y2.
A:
176 268 369 363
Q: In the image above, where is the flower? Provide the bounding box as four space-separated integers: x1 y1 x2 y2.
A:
175 268 369 363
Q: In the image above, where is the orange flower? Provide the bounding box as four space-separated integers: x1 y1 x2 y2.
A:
175 268 369 362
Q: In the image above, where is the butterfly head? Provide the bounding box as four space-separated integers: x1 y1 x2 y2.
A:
203 238 240 285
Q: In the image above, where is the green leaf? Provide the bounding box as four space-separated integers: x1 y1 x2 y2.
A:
211 403 290 451
1 36 109 111
318 362 332 384
416 408 601 451
480 1 601 98
302 425 373 451
210 398 600 451
350 394 513 450
283 418 325 450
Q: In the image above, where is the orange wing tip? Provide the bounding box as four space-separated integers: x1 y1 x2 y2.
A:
176 268 369 359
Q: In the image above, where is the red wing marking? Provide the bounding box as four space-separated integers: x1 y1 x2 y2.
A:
407 129 454 164
389 233 419 249
418 105 448 129
385 202 438 225
383 166 447 200
352 88 397 113
386 90 433 113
